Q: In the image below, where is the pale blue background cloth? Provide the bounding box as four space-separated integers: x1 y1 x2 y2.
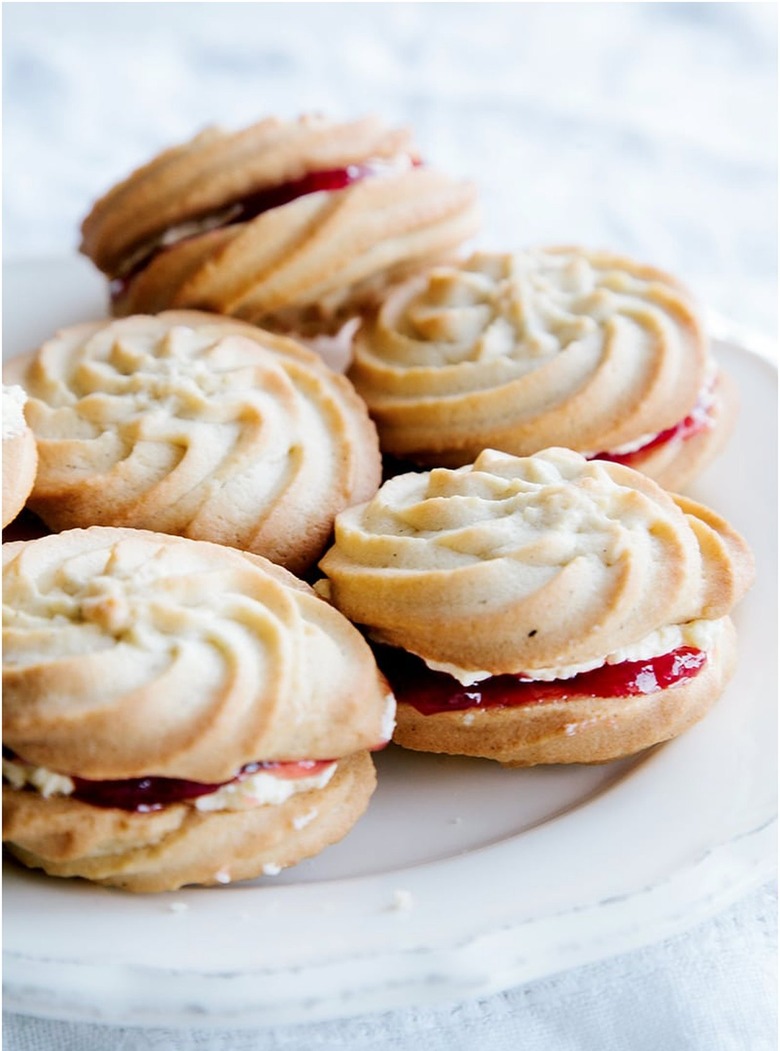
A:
3 4 777 1048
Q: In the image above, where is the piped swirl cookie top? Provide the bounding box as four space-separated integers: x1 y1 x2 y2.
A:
318 448 754 673
3 527 394 782
4 311 381 573
349 248 712 465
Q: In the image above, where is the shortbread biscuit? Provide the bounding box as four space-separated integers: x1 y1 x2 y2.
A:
349 249 736 488
2 384 37 528
80 114 479 335
318 448 754 764
4 311 381 574
3 527 395 891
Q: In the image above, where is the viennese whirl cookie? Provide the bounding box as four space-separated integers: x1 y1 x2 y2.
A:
318 448 753 765
349 249 737 490
4 311 381 574
81 114 479 336
3 527 395 891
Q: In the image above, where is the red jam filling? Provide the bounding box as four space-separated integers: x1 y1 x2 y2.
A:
111 159 417 303
228 164 375 224
371 643 707 716
589 391 714 466
2 753 333 813
381 387 715 484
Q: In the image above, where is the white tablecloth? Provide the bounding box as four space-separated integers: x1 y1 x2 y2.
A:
4 883 777 1049
3 3 776 1047
4 2 777 335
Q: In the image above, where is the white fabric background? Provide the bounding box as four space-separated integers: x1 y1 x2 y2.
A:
2 3 777 1048
4 885 777 1050
3 1 777 333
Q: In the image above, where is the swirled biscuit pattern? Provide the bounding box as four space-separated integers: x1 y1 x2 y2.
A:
79 113 479 335
319 448 754 674
5 312 381 573
3 527 394 782
349 249 732 481
81 114 416 277
111 168 479 334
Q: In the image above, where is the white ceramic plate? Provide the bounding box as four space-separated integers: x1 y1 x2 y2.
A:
2 259 777 1028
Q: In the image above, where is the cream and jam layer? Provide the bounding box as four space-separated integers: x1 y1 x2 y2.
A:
111 154 417 296
1 754 337 813
372 618 725 716
587 375 718 467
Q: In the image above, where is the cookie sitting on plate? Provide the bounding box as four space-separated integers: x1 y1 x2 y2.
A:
317 447 754 765
2 527 395 892
348 248 737 491
80 113 479 338
4 311 381 575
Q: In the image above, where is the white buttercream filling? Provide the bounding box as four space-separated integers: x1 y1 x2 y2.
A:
193 762 336 811
2 384 28 438
2 758 75 797
2 756 337 813
380 692 398 741
594 429 660 457
356 153 415 178
422 617 725 686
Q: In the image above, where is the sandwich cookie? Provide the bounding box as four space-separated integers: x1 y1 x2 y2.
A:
318 447 753 765
3 527 395 891
81 114 479 337
349 249 737 490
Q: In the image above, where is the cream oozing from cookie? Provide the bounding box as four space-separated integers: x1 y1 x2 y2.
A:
418 616 726 685
2 757 75 798
1 752 338 813
192 761 336 812
349 249 714 467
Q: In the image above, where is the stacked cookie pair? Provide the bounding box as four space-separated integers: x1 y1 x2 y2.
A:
3 113 753 894
2 309 395 892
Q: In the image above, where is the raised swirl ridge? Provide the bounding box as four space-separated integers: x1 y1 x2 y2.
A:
112 169 480 335
80 114 416 277
349 248 710 464
5 311 381 573
319 448 754 673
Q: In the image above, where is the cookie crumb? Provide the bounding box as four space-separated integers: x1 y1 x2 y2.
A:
168 901 189 913
389 889 414 912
